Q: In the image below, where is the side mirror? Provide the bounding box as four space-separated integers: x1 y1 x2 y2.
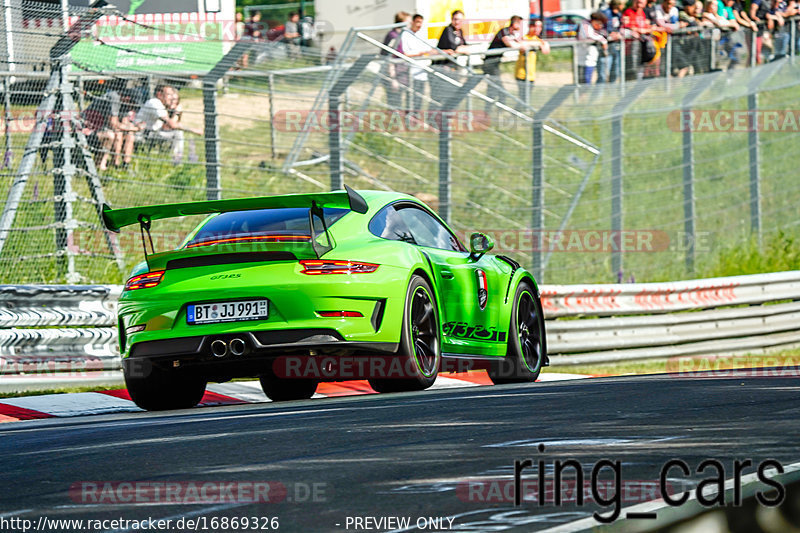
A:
469 232 494 260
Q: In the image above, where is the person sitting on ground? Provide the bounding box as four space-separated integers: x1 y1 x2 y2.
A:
134 85 201 164
81 85 139 171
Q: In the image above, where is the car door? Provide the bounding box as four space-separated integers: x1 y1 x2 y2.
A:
393 204 504 354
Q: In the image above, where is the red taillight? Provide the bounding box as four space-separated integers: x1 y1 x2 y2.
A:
317 311 364 318
124 270 165 290
300 260 379 275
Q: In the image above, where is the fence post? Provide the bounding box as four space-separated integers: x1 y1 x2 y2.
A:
609 83 648 279
620 37 626 89
437 76 482 223
750 28 757 67
532 119 544 281
665 35 672 78
682 117 695 273
202 40 254 201
268 72 276 160
748 92 761 245
202 82 221 200
329 92 343 190
530 87 575 282
327 55 374 190
572 43 579 85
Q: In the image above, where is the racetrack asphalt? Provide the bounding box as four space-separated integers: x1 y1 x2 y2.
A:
1 369 799 533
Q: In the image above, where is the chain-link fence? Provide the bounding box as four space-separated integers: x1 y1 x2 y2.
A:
1 1 799 286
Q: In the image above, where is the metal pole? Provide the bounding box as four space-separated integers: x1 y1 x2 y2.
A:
532 119 544 282
3 0 15 75
61 0 69 31
611 115 623 277
748 92 761 245
54 64 76 281
268 72 276 159
329 94 343 190
572 43 579 85
750 27 757 67
665 34 672 78
0 74 60 256
682 109 695 274
77 75 85 109
791 21 796 57
438 113 451 223
620 37 626 89
202 81 221 200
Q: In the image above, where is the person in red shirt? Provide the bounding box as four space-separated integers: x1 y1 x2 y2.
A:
623 0 655 79
623 0 653 36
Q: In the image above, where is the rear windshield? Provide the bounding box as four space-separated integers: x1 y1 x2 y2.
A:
186 207 349 248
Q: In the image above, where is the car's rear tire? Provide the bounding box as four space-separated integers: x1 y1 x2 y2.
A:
369 275 441 393
124 362 207 411
259 371 318 402
488 281 546 385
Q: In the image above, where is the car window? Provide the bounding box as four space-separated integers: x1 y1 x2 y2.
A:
396 206 463 252
368 205 416 243
187 207 348 247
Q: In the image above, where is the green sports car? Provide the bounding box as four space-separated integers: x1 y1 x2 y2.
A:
103 186 547 410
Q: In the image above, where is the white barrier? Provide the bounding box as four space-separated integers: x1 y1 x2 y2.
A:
1 271 799 374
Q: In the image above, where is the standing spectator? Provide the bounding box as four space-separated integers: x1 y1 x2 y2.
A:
515 18 550 105
381 12 410 110
624 0 655 78
599 0 625 83
401 14 434 111
134 85 202 164
655 0 681 31
484 16 526 109
750 0 784 59
726 0 759 31
432 10 470 108
284 12 301 59
577 12 609 84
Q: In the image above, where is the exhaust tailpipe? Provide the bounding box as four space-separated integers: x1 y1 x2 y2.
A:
229 337 246 356
210 339 228 358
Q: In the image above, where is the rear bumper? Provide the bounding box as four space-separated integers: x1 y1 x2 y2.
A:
123 328 398 381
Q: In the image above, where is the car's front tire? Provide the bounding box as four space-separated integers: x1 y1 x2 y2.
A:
124 361 207 411
369 275 441 393
488 281 546 384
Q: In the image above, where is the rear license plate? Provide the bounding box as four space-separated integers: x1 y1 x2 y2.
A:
187 299 269 325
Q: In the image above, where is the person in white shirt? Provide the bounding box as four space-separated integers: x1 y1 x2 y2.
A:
400 14 434 111
577 12 609 84
134 85 201 163
654 0 682 31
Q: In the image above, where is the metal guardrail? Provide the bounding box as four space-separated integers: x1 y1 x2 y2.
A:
1 271 798 377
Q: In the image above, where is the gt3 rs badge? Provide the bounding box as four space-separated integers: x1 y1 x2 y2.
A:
476 269 488 310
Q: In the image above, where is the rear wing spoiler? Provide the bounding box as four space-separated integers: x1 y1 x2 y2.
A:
102 185 368 233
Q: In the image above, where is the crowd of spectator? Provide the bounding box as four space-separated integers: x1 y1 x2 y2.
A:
81 81 202 171
376 0 795 108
